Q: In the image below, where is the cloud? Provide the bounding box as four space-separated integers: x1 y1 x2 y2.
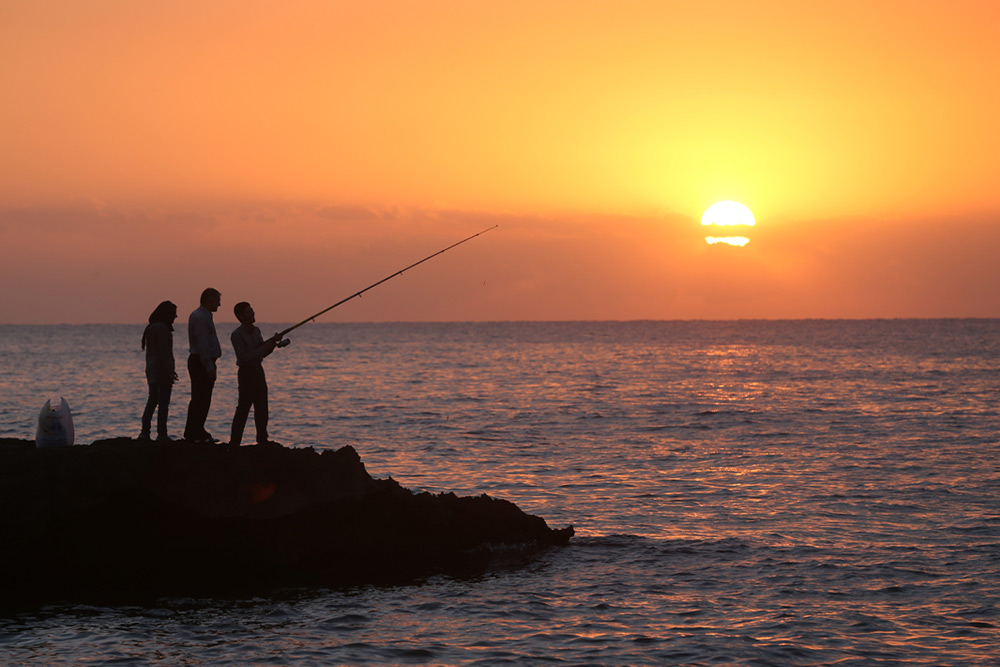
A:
1 200 998 322
316 204 380 222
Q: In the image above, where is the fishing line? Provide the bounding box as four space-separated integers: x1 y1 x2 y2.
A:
279 225 498 337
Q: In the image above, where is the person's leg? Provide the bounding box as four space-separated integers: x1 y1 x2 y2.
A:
231 367 253 446
156 383 173 439
140 383 156 439
253 367 269 444
201 375 215 439
184 355 212 440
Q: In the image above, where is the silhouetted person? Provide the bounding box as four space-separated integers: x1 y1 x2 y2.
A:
183 288 222 443
140 300 178 441
230 301 287 446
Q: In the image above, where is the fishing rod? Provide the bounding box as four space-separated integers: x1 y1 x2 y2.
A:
278 224 498 337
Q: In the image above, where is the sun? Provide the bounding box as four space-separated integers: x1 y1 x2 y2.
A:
701 201 755 227
701 201 754 247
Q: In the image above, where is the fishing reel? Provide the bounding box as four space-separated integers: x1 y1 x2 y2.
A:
276 338 291 348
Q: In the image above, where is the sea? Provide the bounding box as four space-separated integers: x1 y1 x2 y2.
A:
0 320 998 666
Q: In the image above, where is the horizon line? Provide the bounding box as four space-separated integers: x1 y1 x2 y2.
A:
2 317 998 326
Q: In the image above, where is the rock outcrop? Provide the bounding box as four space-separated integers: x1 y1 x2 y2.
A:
0 438 573 606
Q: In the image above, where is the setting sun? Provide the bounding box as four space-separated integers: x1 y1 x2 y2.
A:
701 201 756 227
702 201 754 247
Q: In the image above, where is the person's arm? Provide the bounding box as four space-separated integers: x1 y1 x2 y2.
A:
232 328 277 366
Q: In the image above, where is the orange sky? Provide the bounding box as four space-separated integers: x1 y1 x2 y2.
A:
2 0 998 323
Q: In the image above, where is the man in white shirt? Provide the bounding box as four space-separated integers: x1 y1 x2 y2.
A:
183 288 222 443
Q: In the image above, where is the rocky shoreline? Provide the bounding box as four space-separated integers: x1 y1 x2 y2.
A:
0 438 573 607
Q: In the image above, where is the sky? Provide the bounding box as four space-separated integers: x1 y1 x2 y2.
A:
2 0 998 323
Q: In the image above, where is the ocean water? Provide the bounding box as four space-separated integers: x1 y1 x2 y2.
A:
0 320 998 665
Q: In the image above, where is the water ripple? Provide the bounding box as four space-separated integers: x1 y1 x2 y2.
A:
2 321 999 665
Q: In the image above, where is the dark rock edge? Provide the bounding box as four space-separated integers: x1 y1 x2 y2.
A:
0 438 573 607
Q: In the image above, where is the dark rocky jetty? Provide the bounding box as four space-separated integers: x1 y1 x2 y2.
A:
0 438 573 607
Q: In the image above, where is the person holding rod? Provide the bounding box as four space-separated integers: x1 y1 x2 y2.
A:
229 301 288 446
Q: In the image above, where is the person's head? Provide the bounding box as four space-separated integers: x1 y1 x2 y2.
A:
200 288 221 312
143 300 177 348
234 301 254 325
148 300 177 325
